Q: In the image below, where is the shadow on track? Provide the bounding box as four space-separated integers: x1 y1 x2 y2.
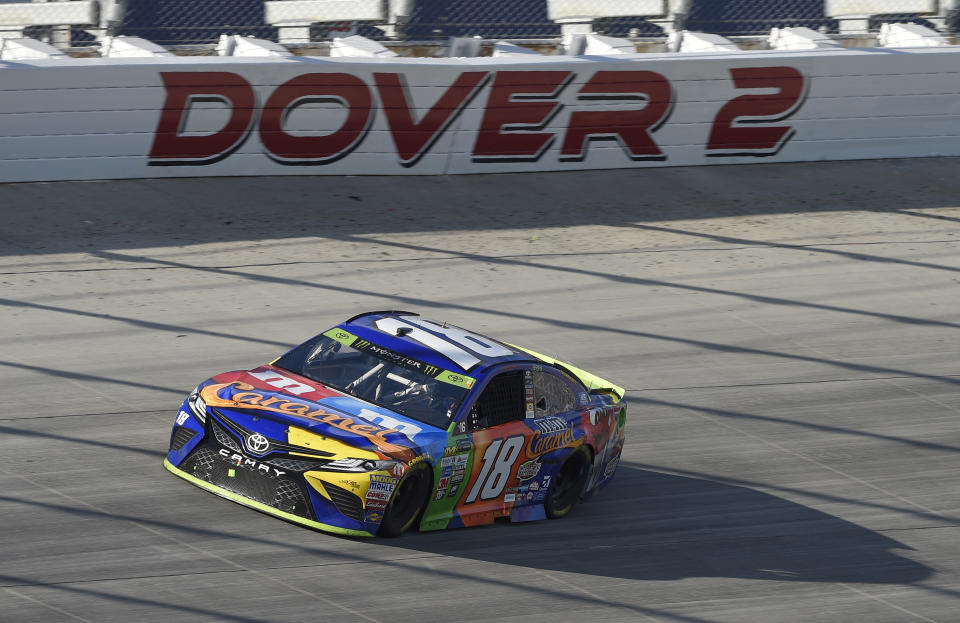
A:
380 464 933 585
2 157 959 257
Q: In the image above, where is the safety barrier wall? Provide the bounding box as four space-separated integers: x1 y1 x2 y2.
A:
1 47 960 182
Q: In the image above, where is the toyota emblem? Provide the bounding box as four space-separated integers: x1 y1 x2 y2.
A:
246 433 270 454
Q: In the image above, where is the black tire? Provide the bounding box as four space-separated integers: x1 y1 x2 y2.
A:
378 463 431 537
545 447 590 519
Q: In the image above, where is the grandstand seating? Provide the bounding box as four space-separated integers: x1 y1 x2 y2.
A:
263 0 414 42
0 1 96 44
546 0 692 35
0 0 956 50
825 0 959 33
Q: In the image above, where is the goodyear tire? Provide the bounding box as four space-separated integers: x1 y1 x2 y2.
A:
545 447 590 519
378 463 431 537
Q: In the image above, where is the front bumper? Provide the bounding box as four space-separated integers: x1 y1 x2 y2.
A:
164 457 374 537
165 404 396 537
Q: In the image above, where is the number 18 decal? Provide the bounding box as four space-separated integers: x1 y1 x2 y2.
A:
465 435 524 503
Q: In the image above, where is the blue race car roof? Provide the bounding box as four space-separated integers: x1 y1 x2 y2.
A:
340 311 532 375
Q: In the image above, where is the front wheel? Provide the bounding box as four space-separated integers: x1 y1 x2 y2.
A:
378 463 430 537
545 447 590 519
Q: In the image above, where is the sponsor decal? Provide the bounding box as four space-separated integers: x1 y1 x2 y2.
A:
369 480 396 494
534 417 567 433
176 410 190 426
454 454 468 466
218 449 286 478
438 477 450 489
366 490 390 501
604 456 619 478
504 493 516 503
527 492 534 502
441 465 452 478
370 473 398 485
441 456 453 468
579 393 589 406
354 408 422 438
248 369 314 395
339 478 363 492
365 499 387 510
390 463 406 478
527 425 579 457
516 458 542 482
456 438 471 452
201 382 414 458
366 510 383 523
529 481 539 491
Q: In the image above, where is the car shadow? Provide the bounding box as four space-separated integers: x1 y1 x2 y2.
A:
380 465 932 585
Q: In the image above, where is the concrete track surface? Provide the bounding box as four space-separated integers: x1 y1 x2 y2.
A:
1 159 959 623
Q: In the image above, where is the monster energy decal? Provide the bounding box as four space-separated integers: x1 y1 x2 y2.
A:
323 328 475 389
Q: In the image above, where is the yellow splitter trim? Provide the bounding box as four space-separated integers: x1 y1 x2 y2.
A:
163 458 374 537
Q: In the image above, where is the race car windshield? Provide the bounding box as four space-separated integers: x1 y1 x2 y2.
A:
274 335 469 429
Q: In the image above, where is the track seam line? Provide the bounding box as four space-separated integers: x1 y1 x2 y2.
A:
838 583 940 623
3 237 958 276
2 586 93 622
0 466 382 623
625 373 960 392
706 312 949 520
883 378 960 417
533 570 663 623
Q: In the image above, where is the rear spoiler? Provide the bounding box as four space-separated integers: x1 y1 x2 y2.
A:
506 343 625 402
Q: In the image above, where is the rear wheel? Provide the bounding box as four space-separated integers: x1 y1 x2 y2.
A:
545 447 590 519
378 463 430 537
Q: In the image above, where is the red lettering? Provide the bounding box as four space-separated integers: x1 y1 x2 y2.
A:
148 72 255 163
707 66 807 156
375 71 489 167
259 73 372 163
472 71 572 162
561 70 673 162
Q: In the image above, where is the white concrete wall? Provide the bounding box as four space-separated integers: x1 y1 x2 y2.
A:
2 47 960 182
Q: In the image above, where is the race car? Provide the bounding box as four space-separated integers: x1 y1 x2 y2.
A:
164 311 626 537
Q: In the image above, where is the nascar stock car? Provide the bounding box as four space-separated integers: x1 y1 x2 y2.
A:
164 311 626 537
